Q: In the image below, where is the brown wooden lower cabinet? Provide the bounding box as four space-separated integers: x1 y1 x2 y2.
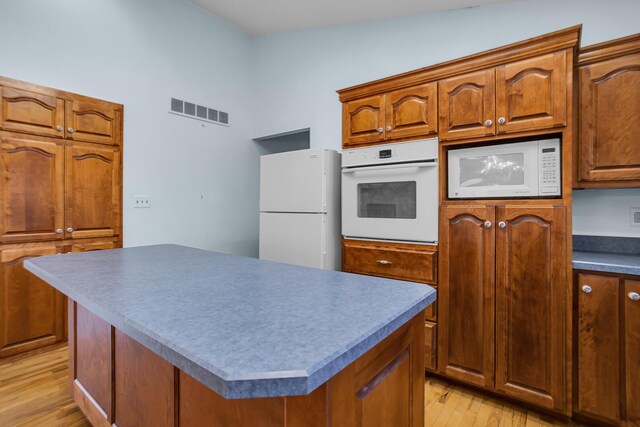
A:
68 300 425 427
438 205 495 388
342 239 437 285
438 204 569 414
0 242 66 358
0 238 120 360
495 205 567 412
574 271 640 426
342 238 439 377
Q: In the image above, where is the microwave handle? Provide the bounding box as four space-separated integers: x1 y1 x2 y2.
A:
342 161 437 174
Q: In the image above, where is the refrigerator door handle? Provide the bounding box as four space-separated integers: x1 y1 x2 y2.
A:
342 161 437 174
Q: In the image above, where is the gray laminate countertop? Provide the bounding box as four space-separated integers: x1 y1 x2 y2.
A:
573 251 640 276
25 244 436 399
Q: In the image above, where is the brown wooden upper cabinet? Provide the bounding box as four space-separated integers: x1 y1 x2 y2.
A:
66 99 120 146
577 34 640 186
343 83 437 147
438 69 496 141
439 52 567 141
438 204 568 413
0 134 65 243
0 86 66 138
0 243 66 358
0 78 121 145
65 143 121 240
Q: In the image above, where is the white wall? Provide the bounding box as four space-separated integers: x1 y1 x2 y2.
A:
0 0 260 256
574 189 640 238
250 0 640 237
250 0 640 147
2 0 638 252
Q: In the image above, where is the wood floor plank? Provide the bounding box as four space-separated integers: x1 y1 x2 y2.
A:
0 348 586 426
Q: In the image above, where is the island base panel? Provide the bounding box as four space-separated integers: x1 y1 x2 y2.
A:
68 299 425 427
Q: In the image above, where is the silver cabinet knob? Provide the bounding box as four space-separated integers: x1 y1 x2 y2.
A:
377 127 383 133
498 117 506 124
386 125 392 131
56 125 63 132
629 292 640 301
67 127 74 134
484 221 492 228
485 119 493 127
498 221 506 229
376 260 392 265
67 227 74 233
56 228 63 234
582 285 593 294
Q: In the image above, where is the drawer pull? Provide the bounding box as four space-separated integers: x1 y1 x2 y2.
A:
629 292 640 301
376 259 392 265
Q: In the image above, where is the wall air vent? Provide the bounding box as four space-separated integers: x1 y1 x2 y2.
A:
169 98 230 126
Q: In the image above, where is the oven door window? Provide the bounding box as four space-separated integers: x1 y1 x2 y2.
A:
357 181 417 219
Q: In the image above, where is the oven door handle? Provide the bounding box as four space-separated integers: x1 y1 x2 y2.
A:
342 161 437 174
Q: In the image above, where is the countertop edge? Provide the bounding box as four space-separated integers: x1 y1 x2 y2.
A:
24 258 436 399
572 250 640 276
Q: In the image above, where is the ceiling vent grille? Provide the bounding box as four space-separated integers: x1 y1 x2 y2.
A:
169 98 229 126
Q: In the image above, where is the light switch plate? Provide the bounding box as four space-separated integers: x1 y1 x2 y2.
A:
631 207 640 227
134 195 151 208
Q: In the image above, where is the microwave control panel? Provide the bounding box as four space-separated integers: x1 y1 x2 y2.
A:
539 140 561 195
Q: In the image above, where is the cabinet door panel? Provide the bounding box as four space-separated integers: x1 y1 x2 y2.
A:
626 280 640 425
329 315 423 427
575 273 620 424
496 51 567 133
0 87 65 138
0 244 65 357
424 321 437 372
438 205 495 388
65 144 121 239
66 99 120 145
74 303 113 422
114 330 175 427
438 69 495 141
495 206 567 411
385 83 437 140
343 95 385 146
579 53 640 183
0 135 64 242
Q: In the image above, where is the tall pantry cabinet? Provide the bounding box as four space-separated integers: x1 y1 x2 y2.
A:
0 76 123 358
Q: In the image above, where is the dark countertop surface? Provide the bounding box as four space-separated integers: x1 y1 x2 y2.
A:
572 250 640 276
25 244 436 399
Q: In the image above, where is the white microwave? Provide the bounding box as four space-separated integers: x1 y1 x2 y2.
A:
448 139 561 199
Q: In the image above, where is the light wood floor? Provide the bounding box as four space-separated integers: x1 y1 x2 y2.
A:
0 346 586 427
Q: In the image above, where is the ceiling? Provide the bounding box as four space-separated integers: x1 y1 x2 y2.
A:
190 0 509 35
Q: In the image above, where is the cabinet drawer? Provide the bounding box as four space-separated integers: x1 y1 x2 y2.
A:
342 239 437 284
425 321 437 372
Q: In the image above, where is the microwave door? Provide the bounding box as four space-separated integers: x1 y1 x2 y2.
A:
448 142 539 198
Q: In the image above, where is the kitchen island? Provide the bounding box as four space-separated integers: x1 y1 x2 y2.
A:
25 244 436 427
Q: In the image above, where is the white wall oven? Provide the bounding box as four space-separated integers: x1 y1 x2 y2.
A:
447 138 561 199
341 139 438 243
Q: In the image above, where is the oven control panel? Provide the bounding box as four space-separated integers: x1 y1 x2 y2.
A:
378 149 392 159
342 138 438 168
538 140 561 195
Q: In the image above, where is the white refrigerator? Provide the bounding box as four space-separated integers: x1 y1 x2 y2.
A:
259 149 341 270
